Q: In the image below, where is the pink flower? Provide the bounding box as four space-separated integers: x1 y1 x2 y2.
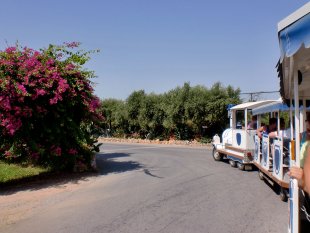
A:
58 79 69 93
17 84 27 95
49 97 58 105
68 148 78 155
0 96 11 110
31 152 40 160
4 150 12 157
5 119 22 135
51 146 62 156
23 76 29 85
46 59 54 66
89 98 100 112
49 93 62 105
21 106 32 117
64 42 80 48
36 89 46 96
5 47 16 53
55 147 61 156
66 64 75 70
13 106 21 115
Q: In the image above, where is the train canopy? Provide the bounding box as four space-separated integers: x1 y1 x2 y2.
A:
277 2 310 105
229 100 277 111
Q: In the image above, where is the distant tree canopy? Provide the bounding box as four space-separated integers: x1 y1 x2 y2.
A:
99 82 241 141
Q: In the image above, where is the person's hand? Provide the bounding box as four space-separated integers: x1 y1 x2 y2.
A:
288 166 303 179
288 166 304 188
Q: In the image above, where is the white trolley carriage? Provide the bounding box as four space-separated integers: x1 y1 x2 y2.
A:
212 100 277 170
252 100 292 202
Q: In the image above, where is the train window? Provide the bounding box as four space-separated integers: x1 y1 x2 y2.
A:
235 110 244 129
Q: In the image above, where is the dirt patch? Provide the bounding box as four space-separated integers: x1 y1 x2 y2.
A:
98 137 212 148
0 172 98 228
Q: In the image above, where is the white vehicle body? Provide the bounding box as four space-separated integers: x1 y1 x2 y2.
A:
277 2 310 232
252 100 291 201
212 100 277 170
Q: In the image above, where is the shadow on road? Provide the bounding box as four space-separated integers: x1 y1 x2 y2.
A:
96 152 143 175
0 171 98 196
96 152 131 160
0 153 146 195
143 168 163 178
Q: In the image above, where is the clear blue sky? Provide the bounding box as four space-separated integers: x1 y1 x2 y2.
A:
1 0 309 100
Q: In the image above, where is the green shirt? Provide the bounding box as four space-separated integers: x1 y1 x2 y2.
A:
300 140 310 168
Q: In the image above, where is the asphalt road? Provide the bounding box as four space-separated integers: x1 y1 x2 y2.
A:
1 143 288 233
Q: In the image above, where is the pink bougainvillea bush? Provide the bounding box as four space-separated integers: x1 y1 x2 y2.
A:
0 43 103 171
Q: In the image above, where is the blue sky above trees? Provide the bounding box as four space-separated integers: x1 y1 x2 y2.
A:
0 0 309 100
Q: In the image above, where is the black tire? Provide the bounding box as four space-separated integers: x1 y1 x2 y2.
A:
229 160 237 167
280 188 288 202
237 162 245 171
212 147 223 161
258 170 264 180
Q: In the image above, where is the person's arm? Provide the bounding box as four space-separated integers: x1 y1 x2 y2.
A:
269 131 278 138
291 147 310 192
256 126 265 138
257 126 262 138
303 148 310 194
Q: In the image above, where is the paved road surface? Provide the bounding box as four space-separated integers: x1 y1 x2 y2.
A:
1 143 288 233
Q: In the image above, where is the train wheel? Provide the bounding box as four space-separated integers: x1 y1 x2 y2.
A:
280 188 288 202
212 147 223 161
229 160 237 167
237 162 245 171
258 170 264 180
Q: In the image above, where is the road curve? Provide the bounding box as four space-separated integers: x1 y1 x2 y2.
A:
1 142 287 233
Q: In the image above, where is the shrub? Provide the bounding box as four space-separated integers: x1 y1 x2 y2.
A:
0 42 102 171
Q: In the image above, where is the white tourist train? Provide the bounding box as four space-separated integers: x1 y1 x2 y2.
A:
212 100 277 170
212 2 310 232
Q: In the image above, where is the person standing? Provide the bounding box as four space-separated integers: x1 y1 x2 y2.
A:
289 113 310 230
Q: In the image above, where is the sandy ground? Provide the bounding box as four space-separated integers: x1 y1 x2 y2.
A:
0 173 99 228
98 137 212 148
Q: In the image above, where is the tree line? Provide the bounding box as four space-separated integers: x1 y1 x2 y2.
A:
99 82 241 141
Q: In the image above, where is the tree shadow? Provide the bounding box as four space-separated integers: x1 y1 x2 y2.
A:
0 152 152 195
96 152 131 160
0 171 98 196
95 152 143 175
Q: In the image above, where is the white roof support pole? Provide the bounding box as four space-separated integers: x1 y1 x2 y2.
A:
289 57 299 233
229 109 233 128
245 108 248 129
302 99 306 132
290 98 293 140
232 110 236 129
257 115 261 128
294 69 301 167
277 111 280 134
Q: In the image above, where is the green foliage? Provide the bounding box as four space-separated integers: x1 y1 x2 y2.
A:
100 98 128 137
99 82 241 141
0 161 50 183
205 82 241 137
